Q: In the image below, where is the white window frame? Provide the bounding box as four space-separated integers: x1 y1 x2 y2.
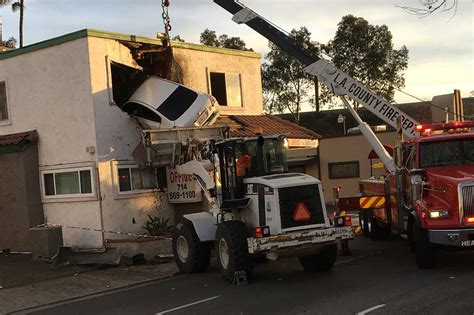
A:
0 79 12 126
40 164 97 202
207 69 243 108
113 161 160 198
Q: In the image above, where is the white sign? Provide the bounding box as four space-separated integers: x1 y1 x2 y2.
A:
166 168 202 203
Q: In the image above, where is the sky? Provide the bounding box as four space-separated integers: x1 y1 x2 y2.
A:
0 0 472 109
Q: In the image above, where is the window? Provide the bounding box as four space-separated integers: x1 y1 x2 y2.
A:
117 165 159 193
328 161 360 179
0 81 8 121
121 102 162 123
209 72 242 107
41 167 94 198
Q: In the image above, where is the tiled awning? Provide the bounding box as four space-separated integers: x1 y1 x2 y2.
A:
0 130 38 154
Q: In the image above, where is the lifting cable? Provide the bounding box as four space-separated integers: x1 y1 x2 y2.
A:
162 0 172 43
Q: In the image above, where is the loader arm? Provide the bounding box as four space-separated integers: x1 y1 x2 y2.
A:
213 0 420 141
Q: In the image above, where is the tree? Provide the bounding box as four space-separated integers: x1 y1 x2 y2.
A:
172 35 185 42
321 15 409 109
398 0 458 18
2 36 17 48
261 27 319 123
0 0 24 48
200 28 253 51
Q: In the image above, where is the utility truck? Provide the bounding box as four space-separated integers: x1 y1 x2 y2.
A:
159 132 353 283
211 0 474 269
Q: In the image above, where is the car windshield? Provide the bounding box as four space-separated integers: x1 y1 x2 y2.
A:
236 137 288 177
419 138 474 168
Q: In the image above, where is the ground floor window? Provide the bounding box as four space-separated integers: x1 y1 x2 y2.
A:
116 164 167 194
328 161 359 179
41 166 95 199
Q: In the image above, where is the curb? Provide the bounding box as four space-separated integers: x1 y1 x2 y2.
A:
9 272 181 314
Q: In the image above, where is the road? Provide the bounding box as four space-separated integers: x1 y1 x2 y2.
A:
29 237 474 315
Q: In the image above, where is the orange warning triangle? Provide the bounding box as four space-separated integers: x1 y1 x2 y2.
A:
293 202 311 221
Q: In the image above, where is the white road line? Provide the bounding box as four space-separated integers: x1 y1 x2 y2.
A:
356 304 386 315
156 295 221 314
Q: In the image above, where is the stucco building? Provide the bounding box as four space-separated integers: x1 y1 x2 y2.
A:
0 29 266 250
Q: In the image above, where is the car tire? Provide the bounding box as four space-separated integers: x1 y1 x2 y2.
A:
299 244 337 272
413 222 435 269
172 221 211 274
215 221 253 282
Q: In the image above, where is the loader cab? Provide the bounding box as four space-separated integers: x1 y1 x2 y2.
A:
216 135 288 202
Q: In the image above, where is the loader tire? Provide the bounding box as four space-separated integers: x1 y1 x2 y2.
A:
413 223 435 269
172 221 211 274
299 244 337 272
215 221 253 282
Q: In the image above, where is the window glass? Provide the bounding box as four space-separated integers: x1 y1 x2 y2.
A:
156 86 198 121
80 170 92 194
420 141 462 168
122 102 162 123
55 172 80 195
118 166 158 192
0 81 8 120
329 161 359 179
118 168 131 192
131 168 143 190
44 174 55 196
225 73 242 107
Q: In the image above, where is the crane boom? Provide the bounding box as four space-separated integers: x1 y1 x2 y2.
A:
213 0 419 139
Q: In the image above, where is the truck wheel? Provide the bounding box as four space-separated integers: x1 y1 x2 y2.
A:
413 223 435 269
215 221 253 282
368 210 391 240
359 211 369 237
172 221 211 274
299 244 337 272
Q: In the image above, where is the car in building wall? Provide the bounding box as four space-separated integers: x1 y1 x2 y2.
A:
121 76 219 129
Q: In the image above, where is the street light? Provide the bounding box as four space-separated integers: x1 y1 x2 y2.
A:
338 114 346 135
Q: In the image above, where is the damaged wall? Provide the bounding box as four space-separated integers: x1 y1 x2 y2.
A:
171 43 264 116
87 36 174 240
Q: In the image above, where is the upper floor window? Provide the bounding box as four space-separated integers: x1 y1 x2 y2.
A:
209 72 242 107
0 81 9 121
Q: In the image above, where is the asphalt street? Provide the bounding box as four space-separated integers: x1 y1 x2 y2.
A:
29 236 474 315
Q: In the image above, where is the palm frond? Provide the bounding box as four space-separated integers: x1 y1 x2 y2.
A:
11 1 21 12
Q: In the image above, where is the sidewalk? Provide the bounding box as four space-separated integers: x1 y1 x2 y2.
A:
0 253 178 314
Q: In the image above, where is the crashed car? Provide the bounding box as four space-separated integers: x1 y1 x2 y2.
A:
122 76 219 129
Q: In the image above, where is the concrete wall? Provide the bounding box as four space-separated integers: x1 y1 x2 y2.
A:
87 37 173 240
172 46 263 116
0 37 103 248
319 132 397 203
0 144 43 251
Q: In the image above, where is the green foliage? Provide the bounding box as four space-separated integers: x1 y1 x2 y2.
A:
262 27 320 122
200 28 253 51
322 15 409 109
142 215 173 236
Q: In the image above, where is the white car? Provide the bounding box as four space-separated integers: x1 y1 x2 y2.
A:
121 76 219 129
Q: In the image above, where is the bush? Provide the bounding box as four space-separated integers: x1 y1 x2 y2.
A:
142 215 173 236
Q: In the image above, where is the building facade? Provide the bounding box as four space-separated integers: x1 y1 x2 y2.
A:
0 29 264 250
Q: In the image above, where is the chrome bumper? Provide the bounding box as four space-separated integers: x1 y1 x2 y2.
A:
429 228 474 247
247 226 354 254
